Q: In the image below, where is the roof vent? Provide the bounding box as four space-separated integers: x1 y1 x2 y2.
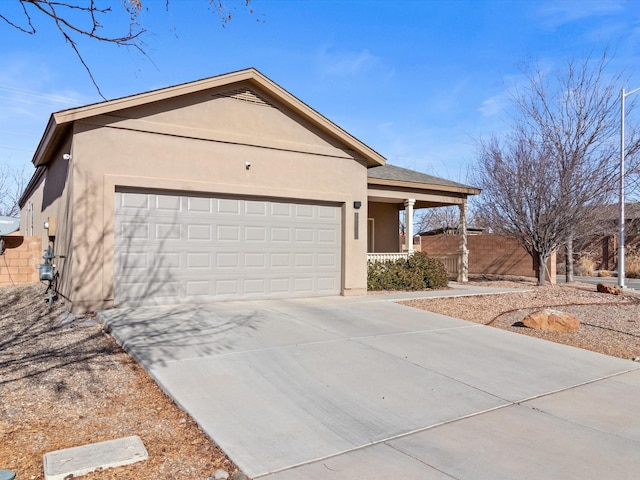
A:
212 88 273 107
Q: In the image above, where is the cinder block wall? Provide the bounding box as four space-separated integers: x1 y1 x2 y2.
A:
0 236 42 287
421 234 538 278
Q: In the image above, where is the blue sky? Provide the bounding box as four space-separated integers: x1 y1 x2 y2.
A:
1 0 640 184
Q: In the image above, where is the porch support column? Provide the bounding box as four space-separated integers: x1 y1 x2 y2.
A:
458 200 469 282
404 199 415 253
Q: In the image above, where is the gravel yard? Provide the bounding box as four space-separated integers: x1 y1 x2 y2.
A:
403 278 640 360
2 279 639 479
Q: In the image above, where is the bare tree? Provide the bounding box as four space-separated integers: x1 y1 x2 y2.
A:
0 164 26 217
415 167 476 234
416 206 460 234
1 1 255 99
474 52 640 285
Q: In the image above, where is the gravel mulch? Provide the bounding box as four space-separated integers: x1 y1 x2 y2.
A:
403 279 640 360
0 283 237 480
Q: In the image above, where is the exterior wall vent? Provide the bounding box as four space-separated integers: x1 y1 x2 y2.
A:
213 88 273 107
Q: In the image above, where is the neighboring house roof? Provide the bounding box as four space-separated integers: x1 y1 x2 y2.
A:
597 202 640 223
367 164 481 195
417 226 485 236
30 67 387 169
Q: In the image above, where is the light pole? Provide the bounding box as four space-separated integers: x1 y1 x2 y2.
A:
619 87 640 288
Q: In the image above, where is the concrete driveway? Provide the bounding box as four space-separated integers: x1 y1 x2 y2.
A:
97 286 640 479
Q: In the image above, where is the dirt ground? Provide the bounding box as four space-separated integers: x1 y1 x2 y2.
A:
1 278 639 479
0 283 238 480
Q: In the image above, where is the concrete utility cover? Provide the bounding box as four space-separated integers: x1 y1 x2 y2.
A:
43 435 148 480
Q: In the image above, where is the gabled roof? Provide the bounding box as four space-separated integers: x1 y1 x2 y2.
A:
32 68 386 168
367 164 480 195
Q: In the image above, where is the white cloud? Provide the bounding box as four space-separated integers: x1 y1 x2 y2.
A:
0 84 83 108
478 94 508 117
314 46 382 77
537 0 625 29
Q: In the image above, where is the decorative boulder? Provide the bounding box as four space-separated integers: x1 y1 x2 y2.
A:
597 283 622 295
521 309 580 332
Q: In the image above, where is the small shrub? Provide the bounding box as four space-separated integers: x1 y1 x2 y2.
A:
597 270 612 277
626 254 640 279
574 256 596 277
407 251 448 289
367 252 448 291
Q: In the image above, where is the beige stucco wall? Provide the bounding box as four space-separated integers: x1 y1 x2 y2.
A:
19 138 74 300
368 202 400 253
62 89 369 311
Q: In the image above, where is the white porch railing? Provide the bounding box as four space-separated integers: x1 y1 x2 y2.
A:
367 252 413 263
432 253 461 277
367 252 461 278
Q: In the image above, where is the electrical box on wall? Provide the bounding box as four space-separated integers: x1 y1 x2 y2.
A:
45 217 57 236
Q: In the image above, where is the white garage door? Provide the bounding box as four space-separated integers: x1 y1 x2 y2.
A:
114 191 342 306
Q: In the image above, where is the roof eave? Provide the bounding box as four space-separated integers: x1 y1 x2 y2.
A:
19 165 46 208
33 114 61 167
42 68 386 168
367 177 481 196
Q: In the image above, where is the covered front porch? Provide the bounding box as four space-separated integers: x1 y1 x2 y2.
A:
366 165 481 282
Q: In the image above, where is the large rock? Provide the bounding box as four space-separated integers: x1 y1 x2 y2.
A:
597 283 622 295
521 309 580 332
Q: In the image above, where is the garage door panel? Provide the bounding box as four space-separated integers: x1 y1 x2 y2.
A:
186 280 210 296
115 192 342 306
317 276 338 291
245 226 267 241
270 278 290 293
156 223 181 240
271 203 291 216
294 253 314 267
318 253 339 268
245 200 267 215
216 279 240 295
120 221 150 240
156 195 182 211
117 279 182 301
120 192 150 210
115 251 149 271
186 253 211 268
217 198 241 214
187 197 212 213
217 225 240 241
318 228 339 243
295 228 314 243
270 227 290 242
216 252 240 268
244 252 267 268
318 205 339 219
294 277 314 292
270 253 291 268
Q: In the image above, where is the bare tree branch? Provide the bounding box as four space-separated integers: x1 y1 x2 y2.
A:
1 1 255 99
0 164 27 217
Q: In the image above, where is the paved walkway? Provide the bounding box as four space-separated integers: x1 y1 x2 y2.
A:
97 286 640 479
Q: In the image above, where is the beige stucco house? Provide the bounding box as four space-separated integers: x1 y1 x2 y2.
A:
19 68 479 312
